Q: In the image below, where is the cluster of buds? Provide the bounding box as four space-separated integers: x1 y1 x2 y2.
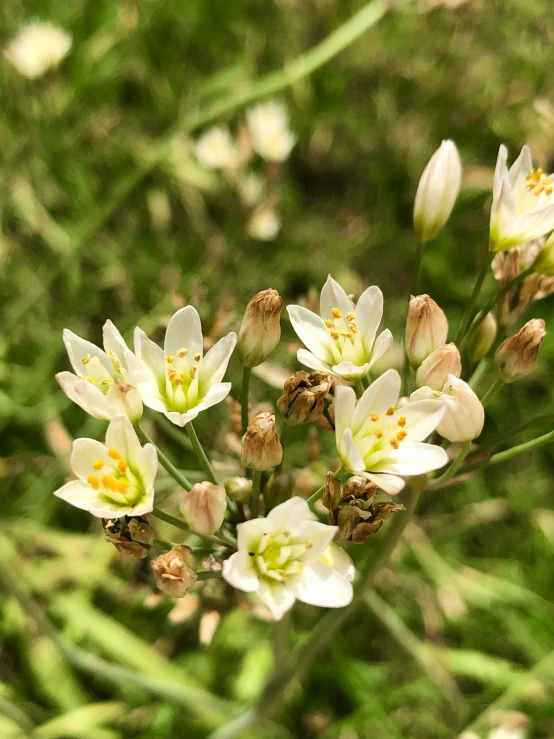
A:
151 545 197 598
323 473 405 543
241 412 283 470
495 319 546 383
277 370 333 425
103 516 154 559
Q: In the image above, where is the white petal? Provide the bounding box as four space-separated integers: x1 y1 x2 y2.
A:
140 443 158 490
351 369 401 434
493 144 509 202
508 145 532 189
319 275 354 320
295 521 338 562
409 386 435 402
257 580 296 620
338 428 366 473
164 306 203 359
294 561 353 608
395 399 445 442
287 305 332 362
504 204 554 245
105 414 143 466
196 381 232 412
333 385 356 441
368 329 393 368
320 543 355 581
54 480 95 511
236 517 268 551
222 552 260 593
134 327 165 378
362 472 406 495
102 320 130 364
199 332 237 390
296 348 332 373
331 360 369 381
376 442 448 475
70 438 110 481
63 329 112 378
56 372 112 420
355 285 383 350
125 486 155 517
266 497 310 531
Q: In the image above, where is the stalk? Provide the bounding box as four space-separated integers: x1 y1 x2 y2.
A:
186 422 220 485
402 241 424 395
240 367 252 435
454 252 494 343
136 425 193 491
152 508 236 548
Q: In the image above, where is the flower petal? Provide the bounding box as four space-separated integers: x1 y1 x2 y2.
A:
295 521 338 562
102 320 130 364
362 472 406 495
493 144 509 202
320 543 355 582
375 442 448 475
355 285 383 350
134 327 165 378
266 496 310 531
70 438 111 481
368 329 393 368
222 551 260 592
293 561 353 608
333 385 356 442
257 580 296 620
105 414 143 466
504 204 554 245
199 332 237 391
63 329 113 380
140 443 158 491
164 306 203 359
508 145 532 190
394 399 445 442
319 275 354 321
196 381 232 412
351 369 401 434
288 306 332 362
54 480 95 511
164 409 200 427
296 348 332 373
56 372 112 420
331 360 369 381
338 427 366 473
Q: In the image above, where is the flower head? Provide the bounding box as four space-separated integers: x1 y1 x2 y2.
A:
405 294 449 368
247 205 281 241
495 318 546 382
246 100 296 162
54 415 158 518
152 545 197 598
334 369 448 494
5 22 71 79
238 288 283 367
56 321 142 422
194 126 238 170
180 482 227 535
288 276 393 381
241 412 283 471
412 375 485 443
222 497 353 620
490 145 554 251
129 307 237 427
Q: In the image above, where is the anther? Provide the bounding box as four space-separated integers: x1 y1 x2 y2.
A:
113 360 122 373
375 429 383 439
370 414 380 422
117 460 127 473
331 330 340 340
190 367 197 379
332 308 342 319
177 348 188 358
108 448 122 460
102 475 118 491
85 376 98 385
397 431 407 441
93 459 104 470
397 417 406 428
345 311 355 321
386 406 395 416
87 475 100 489
389 437 399 449
325 319 333 328
106 350 115 360
194 352 201 362
166 355 174 363
81 354 91 365
116 480 130 493
100 379 114 386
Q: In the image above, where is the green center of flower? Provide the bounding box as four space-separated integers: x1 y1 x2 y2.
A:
78 350 125 394
86 447 143 506
249 532 310 583
162 347 202 411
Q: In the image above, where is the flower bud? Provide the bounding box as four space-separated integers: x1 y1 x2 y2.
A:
413 140 462 243
180 482 227 535
405 294 449 367
415 342 462 390
238 289 283 367
106 382 143 423
224 476 252 503
277 370 333 425
495 319 546 383
241 412 283 470
151 545 197 598
532 233 554 276
436 375 485 442
466 312 497 363
102 516 154 559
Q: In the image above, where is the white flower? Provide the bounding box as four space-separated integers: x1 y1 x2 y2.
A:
488 729 525 739
223 497 353 620
413 140 462 243
129 307 237 427
490 144 554 251
54 414 157 518
288 275 393 382
5 22 71 79
56 321 142 422
194 126 238 170
411 375 484 443
334 369 448 494
247 100 296 162
247 205 281 241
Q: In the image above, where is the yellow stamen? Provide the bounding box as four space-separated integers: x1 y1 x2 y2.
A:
85 376 98 385
113 360 122 373
345 311 355 321
375 429 383 439
106 350 115 360
117 460 127 473
108 448 122 460
397 416 406 428
340 330 353 338
389 437 399 449
116 480 130 493
190 366 197 379
331 330 340 340
194 352 201 362
102 475 118 491
349 324 358 334
93 459 104 470
100 379 114 387
386 406 395 416
370 414 380 422
177 348 188 358
325 319 333 328
332 308 342 319
81 354 91 365
87 475 100 489
168 368 177 381
397 431 407 441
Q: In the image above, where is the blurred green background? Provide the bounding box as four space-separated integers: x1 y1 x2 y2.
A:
2 0 554 737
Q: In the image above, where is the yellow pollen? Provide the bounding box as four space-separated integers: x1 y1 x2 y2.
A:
397 431 407 441
190 366 197 379
113 360 122 373
375 429 383 439
116 480 130 493
177 348 188 358
106 350 115 360
389 437 399 449
117 460 127 473
85 376 98 385
100 379 114 386
93 459 104 470
432 390 442 398
325 319 333 328
386 406 395 416
108 448 122 460
176 373 185 384
331 308 342 319
331 330 340 340
370 414 380 422
87 475 100 489
194 352 201 362
345 311 355 321
81 354 91 365
168 368 177 381
102 475 118 491
526 169 553 196
349 324 358 334
340 330 353 338
397 416 406 428
166 355 174 364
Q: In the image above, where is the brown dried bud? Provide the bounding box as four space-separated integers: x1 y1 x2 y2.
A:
151 545 197 598
180 482 227 535
277 370 333 425
322 472 404 544
415 342 461 390
103 516 154 559
405 295 449 368
224 476 252 503
241 412 283 470
238 288 283 367
495 319 546 383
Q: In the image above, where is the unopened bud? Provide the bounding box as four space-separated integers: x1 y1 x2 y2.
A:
238 288 283 367
413 139 462 243
180 482 227 535
277 370 333 425
103 516 154 559
224 476 252 503
264 470 295 508
405 294 449 367
436 375 484 442
241 412 283 470
533 233 554 276
106 382 143 423
466 312 497 363
152 545 197 598
415 342 462 390
495 319 546 382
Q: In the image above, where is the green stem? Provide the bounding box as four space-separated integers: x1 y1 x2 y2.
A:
186 422 219 485
402 242 425 395
250 470 262 518
0 694 38 738
480 378 504 406
306 465 344 506
137 424 193 491
458 428 554 477
275 423 289 473
152 508 235 548
429 442 471 488
454 252 494 343
356 380 365 396
240 367 252 435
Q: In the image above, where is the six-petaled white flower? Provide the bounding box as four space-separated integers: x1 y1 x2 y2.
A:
4 22 72 79
222 497 354 620
54 414 157 518
194 126 238 170
247 100 296 163
490 145 554 251
334 369 448 494
411 375 485 443
56 321 142 422
129 307 237 427
288 275 393 381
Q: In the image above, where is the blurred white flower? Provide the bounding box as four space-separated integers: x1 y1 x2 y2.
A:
194 126 238 169
56 321 142 422
334 369 448 494
5 22 72 79
129 306 237 427
411 375 485 443
54 414 157 518
288 275 393 381
247 100 296 162
247 205 281 240
222 497 353 620
490 144 554 251
238 172 265 207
